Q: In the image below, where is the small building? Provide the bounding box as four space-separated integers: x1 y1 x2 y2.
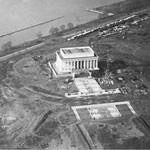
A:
49 46 99 77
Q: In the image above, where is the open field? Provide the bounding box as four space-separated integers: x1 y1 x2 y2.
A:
84 116 150 149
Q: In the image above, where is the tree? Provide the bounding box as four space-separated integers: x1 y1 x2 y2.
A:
36 31 42 39
60 25 65 31
53 27 59 33
1 41 13 51
98 14 103 19
49 27 59 34
49 27 55 34
67 22 74 29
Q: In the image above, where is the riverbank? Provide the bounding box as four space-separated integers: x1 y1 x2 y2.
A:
0 0 124 49
0 0 149 58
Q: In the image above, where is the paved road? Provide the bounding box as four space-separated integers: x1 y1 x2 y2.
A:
0 43 45 62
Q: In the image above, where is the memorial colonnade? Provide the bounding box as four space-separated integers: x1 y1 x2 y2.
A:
64 58 98 71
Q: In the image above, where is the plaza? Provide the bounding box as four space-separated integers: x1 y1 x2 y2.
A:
74 77 104 94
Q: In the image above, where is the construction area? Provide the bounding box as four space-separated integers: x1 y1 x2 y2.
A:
73 77 103 96
72 101 136 121
71 101 150 149
0 0 150 149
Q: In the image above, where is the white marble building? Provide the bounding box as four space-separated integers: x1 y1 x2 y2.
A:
50 46 99 77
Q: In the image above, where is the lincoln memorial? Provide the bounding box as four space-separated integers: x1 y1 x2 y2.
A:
49 46 99 77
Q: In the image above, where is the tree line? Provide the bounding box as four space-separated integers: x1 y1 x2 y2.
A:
1 22 74 51
49 22 74 34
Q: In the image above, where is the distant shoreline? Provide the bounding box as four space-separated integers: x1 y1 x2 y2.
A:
0 0 124 49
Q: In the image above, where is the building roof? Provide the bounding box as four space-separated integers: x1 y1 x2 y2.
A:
60 46 95 59
62 47 90 54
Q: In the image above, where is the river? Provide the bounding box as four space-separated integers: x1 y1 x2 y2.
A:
0 0 124 49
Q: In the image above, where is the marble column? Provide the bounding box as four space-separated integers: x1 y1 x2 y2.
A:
76 61 77 69
95 60 97 68
90 60 92 69
80 60 82 69
87 60 89 68
69 61 70 70
65 61 67 70
77 61 79 69
84 60 86 69
82 60 84 69
93 60 95 68
79 60 81 69
70 61 72 70
67 61 69 70
73 60 75 69
96 60 98 68
72 61 74 69
74 61 76 69
86 60 87 69
92 60 94 69
72 61 73 70
75 61 77 69
92 60 94 68
88 60 90 69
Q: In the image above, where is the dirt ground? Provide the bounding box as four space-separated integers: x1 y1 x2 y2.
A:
85 116 150 149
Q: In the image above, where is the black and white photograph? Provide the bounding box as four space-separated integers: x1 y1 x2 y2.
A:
0 0 150 149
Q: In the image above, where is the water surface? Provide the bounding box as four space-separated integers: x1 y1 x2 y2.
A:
0 0 124 48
